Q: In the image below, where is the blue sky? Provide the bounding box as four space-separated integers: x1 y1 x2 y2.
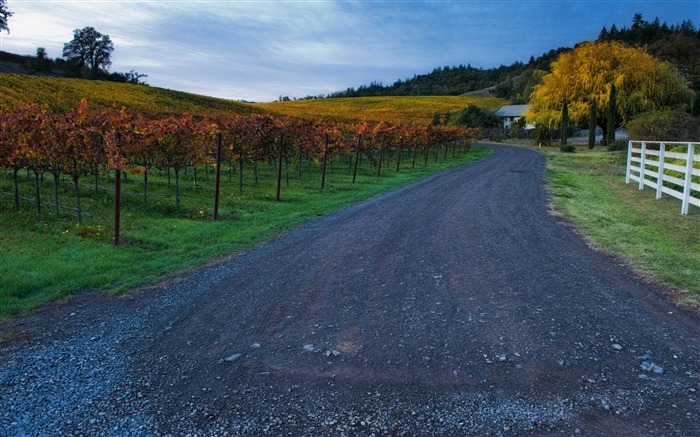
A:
2 0 699 102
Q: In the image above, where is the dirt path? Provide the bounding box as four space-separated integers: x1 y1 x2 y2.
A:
1 144 699 436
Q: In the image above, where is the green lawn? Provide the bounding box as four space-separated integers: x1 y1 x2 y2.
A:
0 146 491 321
545 145 700 306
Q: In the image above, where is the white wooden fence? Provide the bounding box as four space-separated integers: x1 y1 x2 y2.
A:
625 141 700 215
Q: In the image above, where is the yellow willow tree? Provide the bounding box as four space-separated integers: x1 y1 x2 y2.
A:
528 41 695 145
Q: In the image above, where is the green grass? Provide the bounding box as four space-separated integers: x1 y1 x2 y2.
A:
546 146 700 306
0 146 491 321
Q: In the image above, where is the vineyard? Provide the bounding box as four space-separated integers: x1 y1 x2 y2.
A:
262 95 507 124
0 73 506 123
0 73 261 116
1 99 478 222
0 98 485 319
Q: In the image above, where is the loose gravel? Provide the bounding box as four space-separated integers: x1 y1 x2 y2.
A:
1 143 698 436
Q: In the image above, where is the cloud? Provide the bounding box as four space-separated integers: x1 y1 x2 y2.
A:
3 0 699 101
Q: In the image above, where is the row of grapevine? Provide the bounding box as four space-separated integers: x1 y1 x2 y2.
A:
1 100 478 236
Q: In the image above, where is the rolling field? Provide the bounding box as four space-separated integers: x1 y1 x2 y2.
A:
0 73 504 124
0 73 261 116
260 95 507 123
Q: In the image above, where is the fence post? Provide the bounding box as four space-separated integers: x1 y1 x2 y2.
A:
638 141 647 190
656 142 666 200
625 140 633 184
681 143 695 215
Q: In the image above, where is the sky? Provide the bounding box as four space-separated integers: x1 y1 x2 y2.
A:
2 0 699 102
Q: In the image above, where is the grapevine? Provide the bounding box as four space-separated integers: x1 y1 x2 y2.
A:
1 100 479 243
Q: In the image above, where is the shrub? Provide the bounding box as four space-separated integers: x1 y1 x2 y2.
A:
452 105 500 128
607 139 628 151
626 110 700 141
532 124 552 147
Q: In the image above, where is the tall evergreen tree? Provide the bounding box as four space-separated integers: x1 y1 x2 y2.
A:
606 84 617 145
560 100 569 147
588 99 597 149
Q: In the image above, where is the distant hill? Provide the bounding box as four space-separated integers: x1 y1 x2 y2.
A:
328 14 700 107
326 47 567 103
0 73 260 117
0 49 148 84
0 51 38 74
261 95 507 124
0 72 504 125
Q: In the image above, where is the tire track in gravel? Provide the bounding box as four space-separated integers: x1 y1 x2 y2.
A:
1 143 698 436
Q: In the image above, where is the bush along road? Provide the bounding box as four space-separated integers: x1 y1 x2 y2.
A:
1 143 698 436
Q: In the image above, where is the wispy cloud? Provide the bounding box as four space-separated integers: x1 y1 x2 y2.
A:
3 0 699 101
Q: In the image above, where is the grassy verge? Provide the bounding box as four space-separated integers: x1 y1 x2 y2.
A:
545 145 700 306
0 147 491 321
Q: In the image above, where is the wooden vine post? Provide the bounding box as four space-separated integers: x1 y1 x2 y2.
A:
412 142 418 168
352 134 361 184
396 138 403 172
214 133 222 220
114 168 121 246
276 133 284 202
34 171 41 218
321 133 329 190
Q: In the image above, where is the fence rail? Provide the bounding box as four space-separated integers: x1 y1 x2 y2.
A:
625 140 700 215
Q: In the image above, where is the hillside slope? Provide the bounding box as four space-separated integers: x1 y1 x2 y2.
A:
0 73 506 125
261 95 506 124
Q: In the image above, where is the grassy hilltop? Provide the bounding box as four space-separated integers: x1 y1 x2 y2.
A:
0 73 504 123
260 96 506 124
0 73 261 116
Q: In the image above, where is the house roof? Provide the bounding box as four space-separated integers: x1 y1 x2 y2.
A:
495 104 530 118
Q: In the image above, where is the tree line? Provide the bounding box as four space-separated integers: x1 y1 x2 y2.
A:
326 58 565 103
326 14 700 109
528 40 695 149
0 1 146 84
599 13 700 111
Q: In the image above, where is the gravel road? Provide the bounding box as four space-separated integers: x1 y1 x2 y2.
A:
1 143 699 436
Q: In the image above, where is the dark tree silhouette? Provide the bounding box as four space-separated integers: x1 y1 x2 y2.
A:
62 26 114 78
0 0 13 34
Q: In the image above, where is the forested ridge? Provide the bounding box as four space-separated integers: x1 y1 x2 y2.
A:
326 48 566 102
328 14 700 106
